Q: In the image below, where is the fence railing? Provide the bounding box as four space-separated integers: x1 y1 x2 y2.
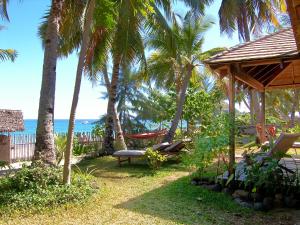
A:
9 132 102 163
11 134 35 162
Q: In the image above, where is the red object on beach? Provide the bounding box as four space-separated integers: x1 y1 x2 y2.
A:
125 129 167 139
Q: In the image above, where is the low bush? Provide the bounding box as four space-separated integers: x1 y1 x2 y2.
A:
0 163 96 214
145 148 167 170
73 143 98 156
183 113 230 176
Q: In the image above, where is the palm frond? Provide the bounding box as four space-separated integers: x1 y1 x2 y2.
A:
0 0 9 21
0 48 17 62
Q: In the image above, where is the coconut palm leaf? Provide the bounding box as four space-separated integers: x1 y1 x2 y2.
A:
0 0 9 21
0 48 17 62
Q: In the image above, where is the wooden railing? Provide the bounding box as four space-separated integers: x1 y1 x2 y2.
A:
10 134 35 162
9 132 102 163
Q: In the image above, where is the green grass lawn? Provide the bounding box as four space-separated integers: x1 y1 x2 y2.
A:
0 156 298 225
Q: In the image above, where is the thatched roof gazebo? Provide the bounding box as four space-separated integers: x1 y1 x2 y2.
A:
0 109 24 133
205 28 300 174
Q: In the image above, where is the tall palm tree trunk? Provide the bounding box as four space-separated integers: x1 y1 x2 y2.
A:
163 65 193 143
63 0 95 185
103 67 126 149
103 55 127 153
34 0 64 165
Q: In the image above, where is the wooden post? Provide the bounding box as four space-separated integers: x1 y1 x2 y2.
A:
228 67 235 175
261 91 266 143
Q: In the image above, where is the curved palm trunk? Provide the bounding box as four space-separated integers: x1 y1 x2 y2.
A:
163 65 193 143
103 55 127 153
34 0 63 165
103 66 123 137
63 0 95 185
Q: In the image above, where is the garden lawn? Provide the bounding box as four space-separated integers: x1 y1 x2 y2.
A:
0 156 298 225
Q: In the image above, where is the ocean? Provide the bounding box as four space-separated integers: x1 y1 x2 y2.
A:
16 119 98 135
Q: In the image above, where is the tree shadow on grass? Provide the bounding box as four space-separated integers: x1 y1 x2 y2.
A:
114 175 288 225
75 156 187 179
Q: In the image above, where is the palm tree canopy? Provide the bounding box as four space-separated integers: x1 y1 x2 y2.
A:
146 11 215 91
0 48 17 62
218 0 287 41
0 0 9 21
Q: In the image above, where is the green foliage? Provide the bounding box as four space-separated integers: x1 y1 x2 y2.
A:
235 113 251 127
287 124 300 133
266 115 285 125
0 160 11 170
0 48 17 62
94 0 116 29
244 156 284 195
54 134 67 165
10 163 61 191
183 86 222 127
91 124 105 137
145 148 167 170
73 143 93 156
183 113 230 175
0 163 95 213
201 113 231 137
72 134 101 156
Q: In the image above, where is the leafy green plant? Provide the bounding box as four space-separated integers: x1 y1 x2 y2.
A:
92 124 105 137
244 155 283 196
145 148 167 170
54 134 67 165
0 163 96 213
0 160 11 170
183 113 231 176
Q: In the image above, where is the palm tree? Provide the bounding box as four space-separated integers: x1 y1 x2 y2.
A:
63 0 96 185
34 0 64 165
36 0 90 167
218 0 286 42
266 89 300 127
0 27 17 62
100 0 214 153
0 48 17 62
102 0 152 153
218 0 287 125
147 12 218 142
0 7 17 62
0 0 9 21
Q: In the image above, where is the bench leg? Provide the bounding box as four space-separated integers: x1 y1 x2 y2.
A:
128 157 131 164
118 157 121 167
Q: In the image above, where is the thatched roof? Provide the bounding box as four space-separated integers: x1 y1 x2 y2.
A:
0 109 24 132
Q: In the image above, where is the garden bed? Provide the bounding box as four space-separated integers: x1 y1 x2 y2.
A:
0 157 299 225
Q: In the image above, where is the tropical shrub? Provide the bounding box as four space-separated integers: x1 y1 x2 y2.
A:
145 148 167 170
244 156 283 195
0 163 96 213
183 113 231 175
0 160 11 170
91 124 105 137
54 134 67 165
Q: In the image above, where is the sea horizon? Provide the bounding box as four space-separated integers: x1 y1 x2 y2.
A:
15 119 99 135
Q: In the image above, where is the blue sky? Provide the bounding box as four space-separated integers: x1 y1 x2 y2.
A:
0 0 239 119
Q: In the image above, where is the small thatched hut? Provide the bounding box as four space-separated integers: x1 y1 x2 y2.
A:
0 109 24 163
0 109 24 133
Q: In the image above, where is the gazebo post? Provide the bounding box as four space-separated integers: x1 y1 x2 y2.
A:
228 66 235 175
261 91 266 143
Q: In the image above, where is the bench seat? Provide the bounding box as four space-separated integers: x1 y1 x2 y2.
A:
113 150 146 157
113 150 146 166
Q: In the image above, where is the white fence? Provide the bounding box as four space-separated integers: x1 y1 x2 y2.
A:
9 132 102 163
